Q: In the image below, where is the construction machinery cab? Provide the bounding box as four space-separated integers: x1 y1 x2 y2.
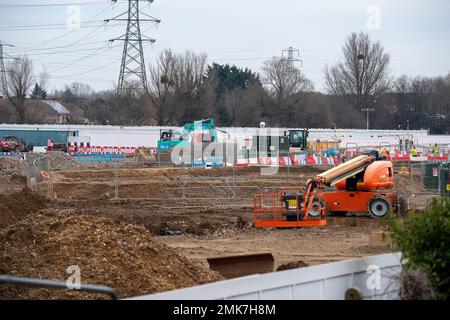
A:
160 130 174 141
157 118 218 152
286 129 308 149
158 129 182 152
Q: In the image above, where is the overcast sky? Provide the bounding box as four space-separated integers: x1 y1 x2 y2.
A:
1 0 450 93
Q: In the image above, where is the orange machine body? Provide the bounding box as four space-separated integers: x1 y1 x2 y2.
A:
324 161 396 214
253 153 400 228
334 160 394 191
321 191 397 213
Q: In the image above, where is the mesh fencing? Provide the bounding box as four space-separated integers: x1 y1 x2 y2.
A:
399 162 449 211
22 153 51 196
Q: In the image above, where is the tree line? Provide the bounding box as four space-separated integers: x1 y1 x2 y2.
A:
1 32 449 134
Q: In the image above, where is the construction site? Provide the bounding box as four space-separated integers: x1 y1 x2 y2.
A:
1 0 450 303
0 139 448 299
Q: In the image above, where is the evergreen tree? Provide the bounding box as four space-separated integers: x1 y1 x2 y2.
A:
30 83 47 100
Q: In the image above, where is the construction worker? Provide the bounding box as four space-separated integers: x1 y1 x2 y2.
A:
432 143 440 156
381 148 389 159
409 145 417 157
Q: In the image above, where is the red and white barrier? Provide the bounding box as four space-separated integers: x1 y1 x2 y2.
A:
248 154 343 166
69 146 138 155
427 154 449 161
258 157 272 165
234 158 249 166
278 156 289 166
65 144 449 167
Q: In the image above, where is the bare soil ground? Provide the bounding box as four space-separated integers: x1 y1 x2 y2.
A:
40 166 397 265
0 164 406 299
160 217 393 269
0 212 221 300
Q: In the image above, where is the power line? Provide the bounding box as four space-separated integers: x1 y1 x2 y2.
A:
0 20 109 30
24 44 111 56
10 4 116 51
36 52 123 61
0 1 114 8
32 25 107 61
29 21 127 70
12 22 124 58
0 23 126 31
48 43 120 73
212 57 271 62
50 57 121 79
12 41 106 52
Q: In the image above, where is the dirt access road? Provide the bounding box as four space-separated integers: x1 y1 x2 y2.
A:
160 217 392 268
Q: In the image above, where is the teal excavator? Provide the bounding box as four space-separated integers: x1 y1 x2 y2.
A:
157 118 218 152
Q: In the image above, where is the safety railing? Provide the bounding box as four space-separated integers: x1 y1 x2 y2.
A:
253 187 327 227
160 185 263 209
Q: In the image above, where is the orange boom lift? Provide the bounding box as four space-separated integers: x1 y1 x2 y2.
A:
253 151 401 228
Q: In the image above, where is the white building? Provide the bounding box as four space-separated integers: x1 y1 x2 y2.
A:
0 123 449 149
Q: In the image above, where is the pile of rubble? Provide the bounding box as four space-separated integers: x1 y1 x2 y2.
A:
25 152 81 171
46 152 82 170
0 157 24 181
0 212 221 299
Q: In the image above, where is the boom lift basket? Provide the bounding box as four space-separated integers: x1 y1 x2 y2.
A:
253 187 327 228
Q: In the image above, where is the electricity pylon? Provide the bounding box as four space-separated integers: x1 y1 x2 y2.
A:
106 0 160 94
0 41 16 98
282 46 302 67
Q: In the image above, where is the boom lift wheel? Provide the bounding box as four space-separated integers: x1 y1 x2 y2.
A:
307 196 325 217
368 196 390 218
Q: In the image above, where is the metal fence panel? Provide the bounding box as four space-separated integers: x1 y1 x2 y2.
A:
23 153 48 191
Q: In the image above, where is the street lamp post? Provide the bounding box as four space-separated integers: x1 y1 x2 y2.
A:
357 53 375 130
361 108 374 130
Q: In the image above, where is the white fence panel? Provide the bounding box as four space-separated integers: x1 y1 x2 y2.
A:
131 253 402 300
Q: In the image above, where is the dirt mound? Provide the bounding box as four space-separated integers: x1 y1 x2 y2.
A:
0 212 221 299
47 151 81 170
26 152 81 171
276 260 309 271
0 156 24 181
0 188 47 229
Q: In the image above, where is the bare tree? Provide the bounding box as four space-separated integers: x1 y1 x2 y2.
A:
262 56 313 98
70 82 93 100
148 49 177 125
4 55 34 123
171 51 209 97
325 32 390 107
172 51 213 123
148 50 212 124
38 67 50 94
393 74 412 94
30 67 51 100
